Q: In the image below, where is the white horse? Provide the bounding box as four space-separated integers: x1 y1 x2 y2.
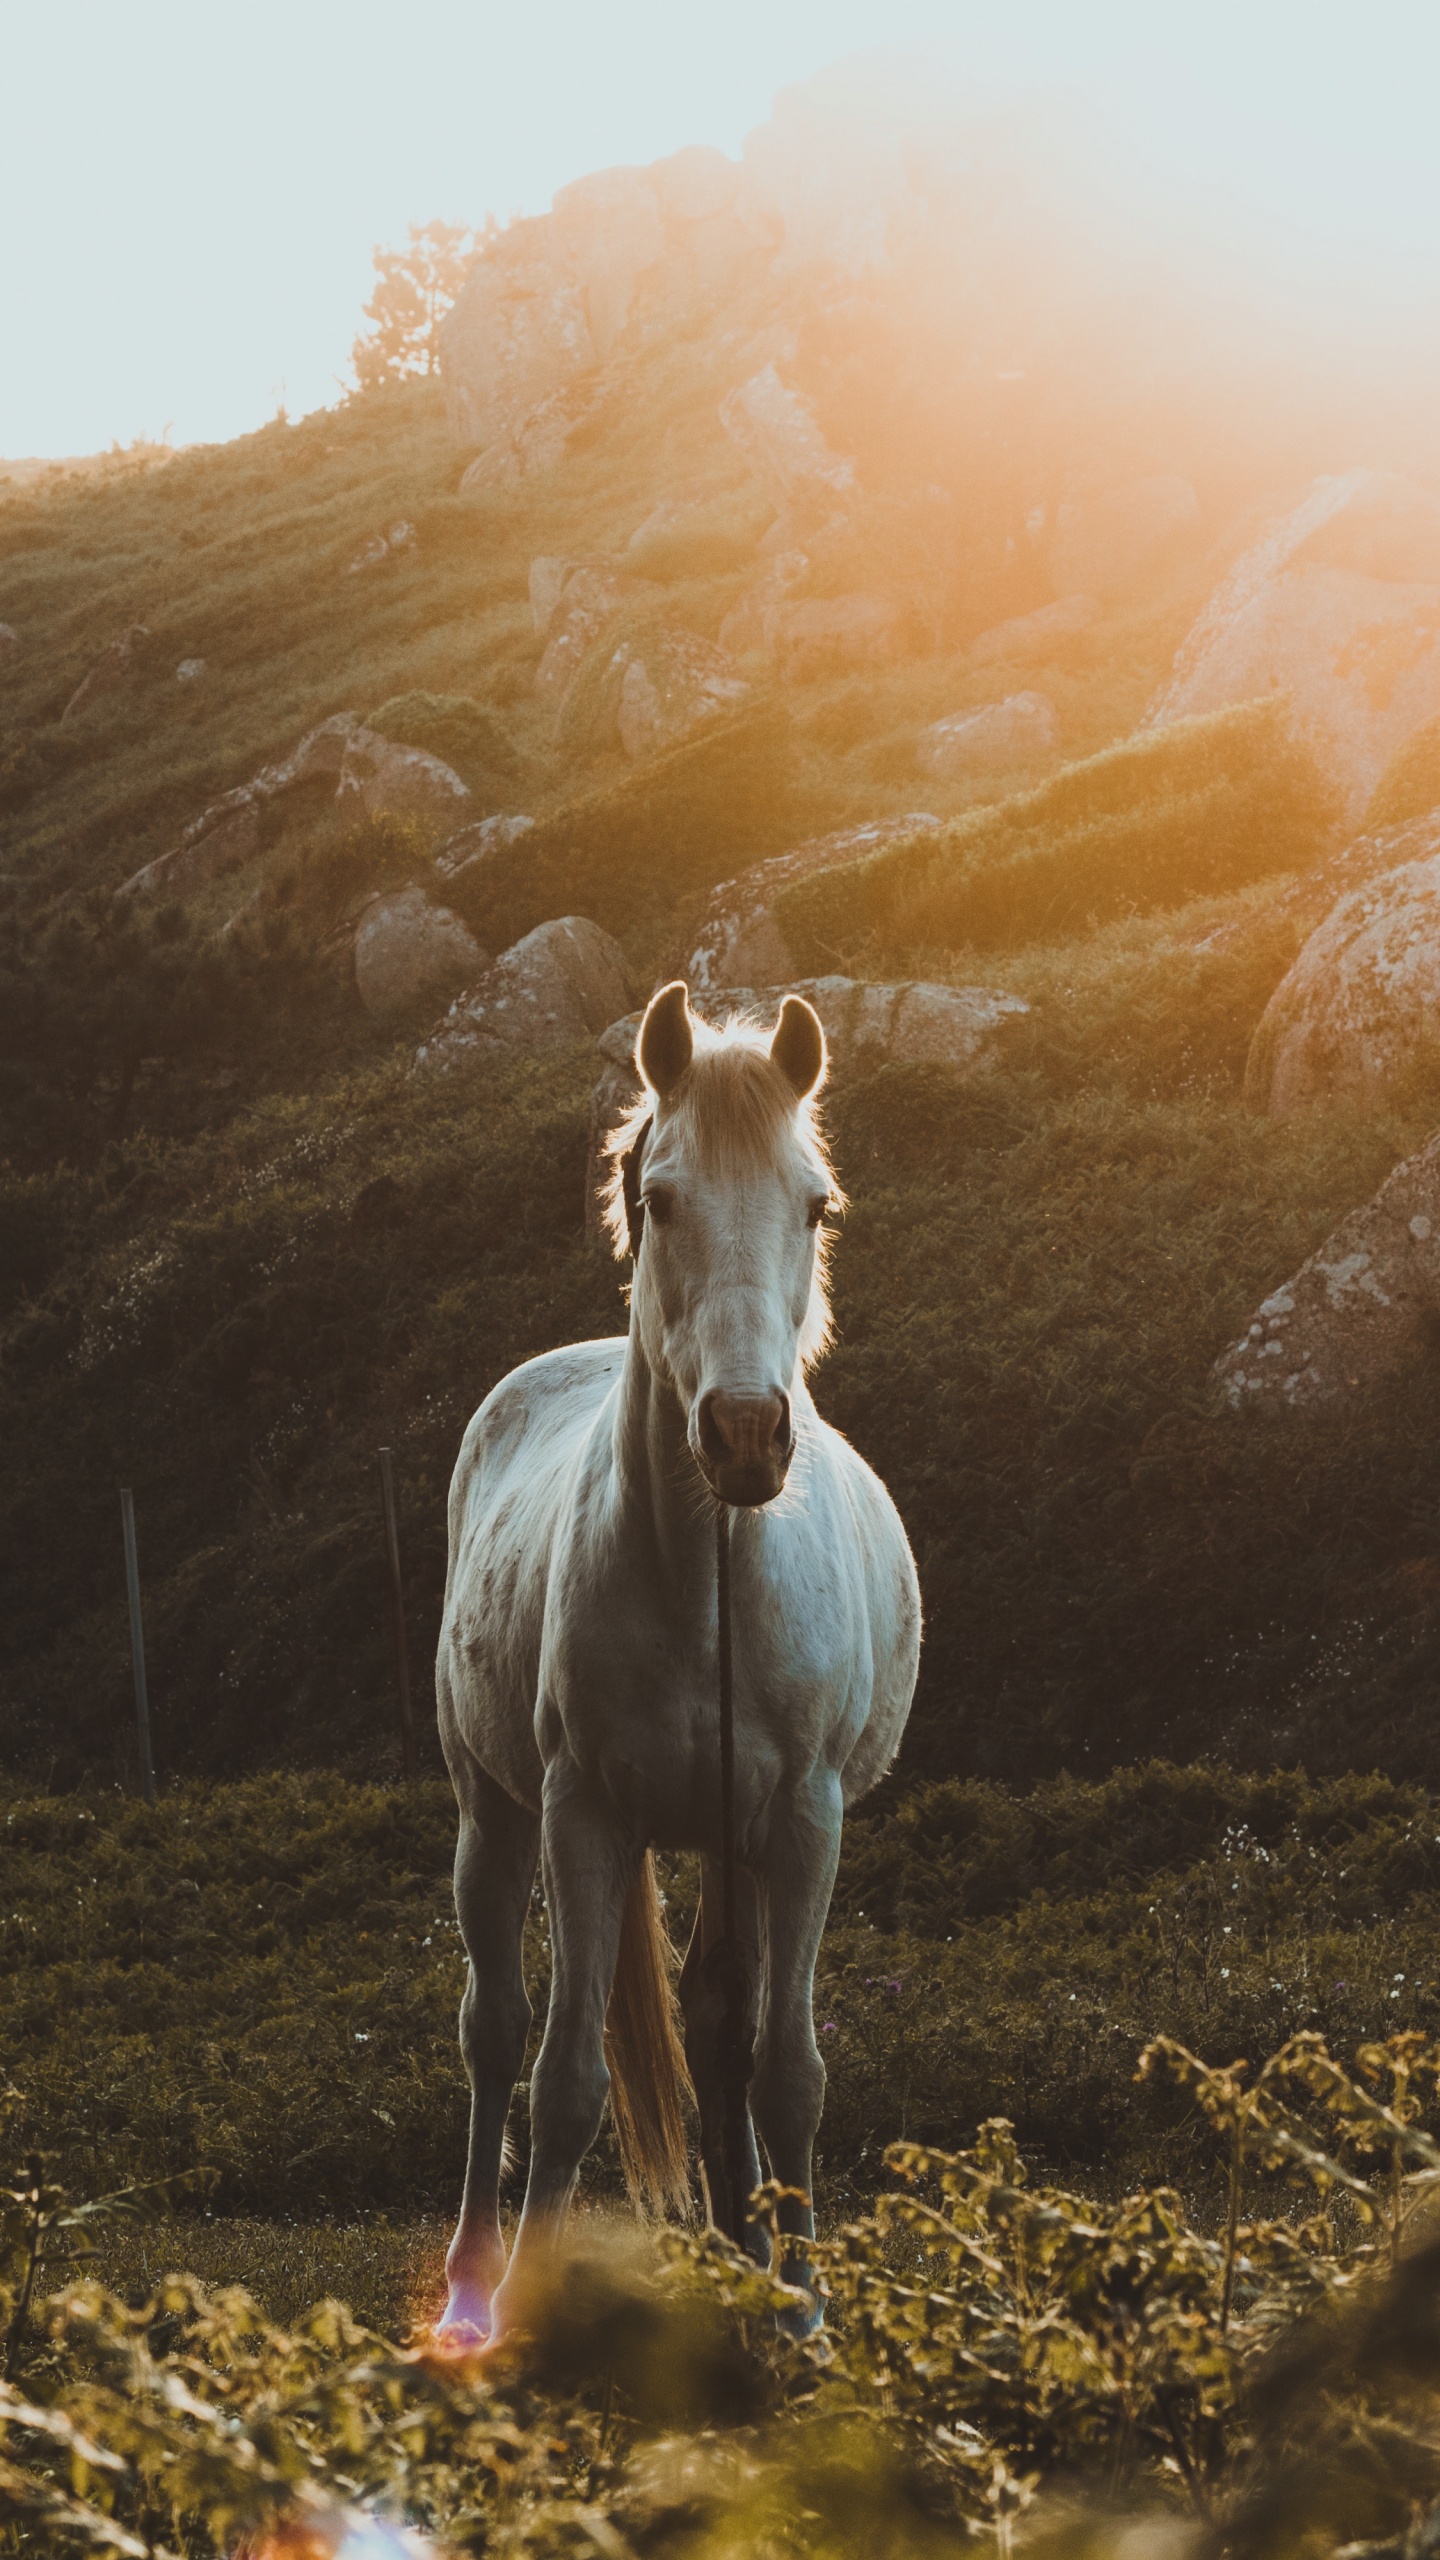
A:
435 981 921 2337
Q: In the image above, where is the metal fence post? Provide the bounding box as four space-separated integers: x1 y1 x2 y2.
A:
119 1489 157 1806
378 1448 418 1780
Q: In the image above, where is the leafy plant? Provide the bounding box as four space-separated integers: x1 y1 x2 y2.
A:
10 2037 1440 2557
352 221 493 390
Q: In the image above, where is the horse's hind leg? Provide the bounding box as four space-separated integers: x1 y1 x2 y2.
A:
750 1773 843 2316
678 1856 765 2264
442 1765 539 2338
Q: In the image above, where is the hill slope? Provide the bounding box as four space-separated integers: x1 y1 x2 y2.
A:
4 368 1440 1790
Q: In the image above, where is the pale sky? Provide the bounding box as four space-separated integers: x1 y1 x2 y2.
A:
4 0 1440 457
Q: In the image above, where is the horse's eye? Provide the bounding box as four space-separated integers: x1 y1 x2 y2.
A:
806 1197 829 1229
642 1187 674 1225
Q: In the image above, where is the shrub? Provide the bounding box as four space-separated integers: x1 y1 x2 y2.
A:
11 2033 1440 2557
445 702 797 953
775 698 1339 968
365 689 517 790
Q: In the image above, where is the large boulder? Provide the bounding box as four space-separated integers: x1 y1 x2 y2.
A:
435 812 536 883
353 887 488 1020
61 624 149 724
1213 1128 1440 1409
918 692 1058 783
1046 476 1200 604
416 916 633 1073
1149 470 1440 826
256 711 361 798
125 788 265 901
687 815 939 990
967 595 1099 670
615 628 750 757
121 715 365 899
336 732 471 827
717 364 856 530
1244 816 1440 1113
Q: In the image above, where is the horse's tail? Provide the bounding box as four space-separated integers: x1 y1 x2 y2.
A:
604 1852 694 2217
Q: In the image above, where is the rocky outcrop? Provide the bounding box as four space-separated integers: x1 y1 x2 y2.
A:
442 148 753 452
967 595 1099 670
435 812 536 883
717 548 811 659
61 625 149 724
1046 476 1200 604
121 714 362 899
768 591 912 685
335 731 471 827
416 915 633 1072
352 886 487 1020
717 364 855 532
1149 471 1440 826
260 713 363 799
615 628 750 756
686 815 940 990
1213 1129 1440 1409
532 565 655 711
459 377 609 495
529 554 593 637
344 520 417 574
587 974 1028 1227
624 487 771 578
1244 816 1440 1114
918 692 1058 783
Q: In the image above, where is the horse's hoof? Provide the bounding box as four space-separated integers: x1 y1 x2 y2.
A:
435 2280 492 2346
775 2286 826 2342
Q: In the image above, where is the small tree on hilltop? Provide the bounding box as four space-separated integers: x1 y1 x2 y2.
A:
351 218 494 390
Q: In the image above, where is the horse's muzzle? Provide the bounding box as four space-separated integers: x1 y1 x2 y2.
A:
695 1388 793 1506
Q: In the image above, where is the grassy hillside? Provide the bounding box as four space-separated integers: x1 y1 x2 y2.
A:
9 1762 1440 2222
4 370 1440 1789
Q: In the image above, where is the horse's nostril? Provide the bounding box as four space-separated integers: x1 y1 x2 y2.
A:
697 1391 725 1462
700 1390 788 1466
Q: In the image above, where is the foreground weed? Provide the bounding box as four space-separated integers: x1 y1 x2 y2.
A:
10 2037 1440 2557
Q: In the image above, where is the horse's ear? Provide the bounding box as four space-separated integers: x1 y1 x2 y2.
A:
638 980 694 1099
770 994 826 1101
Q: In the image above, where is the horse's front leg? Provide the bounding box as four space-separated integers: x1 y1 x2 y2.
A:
490 1755 636 2332
750 1769 843 2310
443 1765 540 2340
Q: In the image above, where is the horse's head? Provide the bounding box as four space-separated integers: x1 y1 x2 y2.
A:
608 981 839 1507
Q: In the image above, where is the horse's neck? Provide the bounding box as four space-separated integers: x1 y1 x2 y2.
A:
612 1323 712 1591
